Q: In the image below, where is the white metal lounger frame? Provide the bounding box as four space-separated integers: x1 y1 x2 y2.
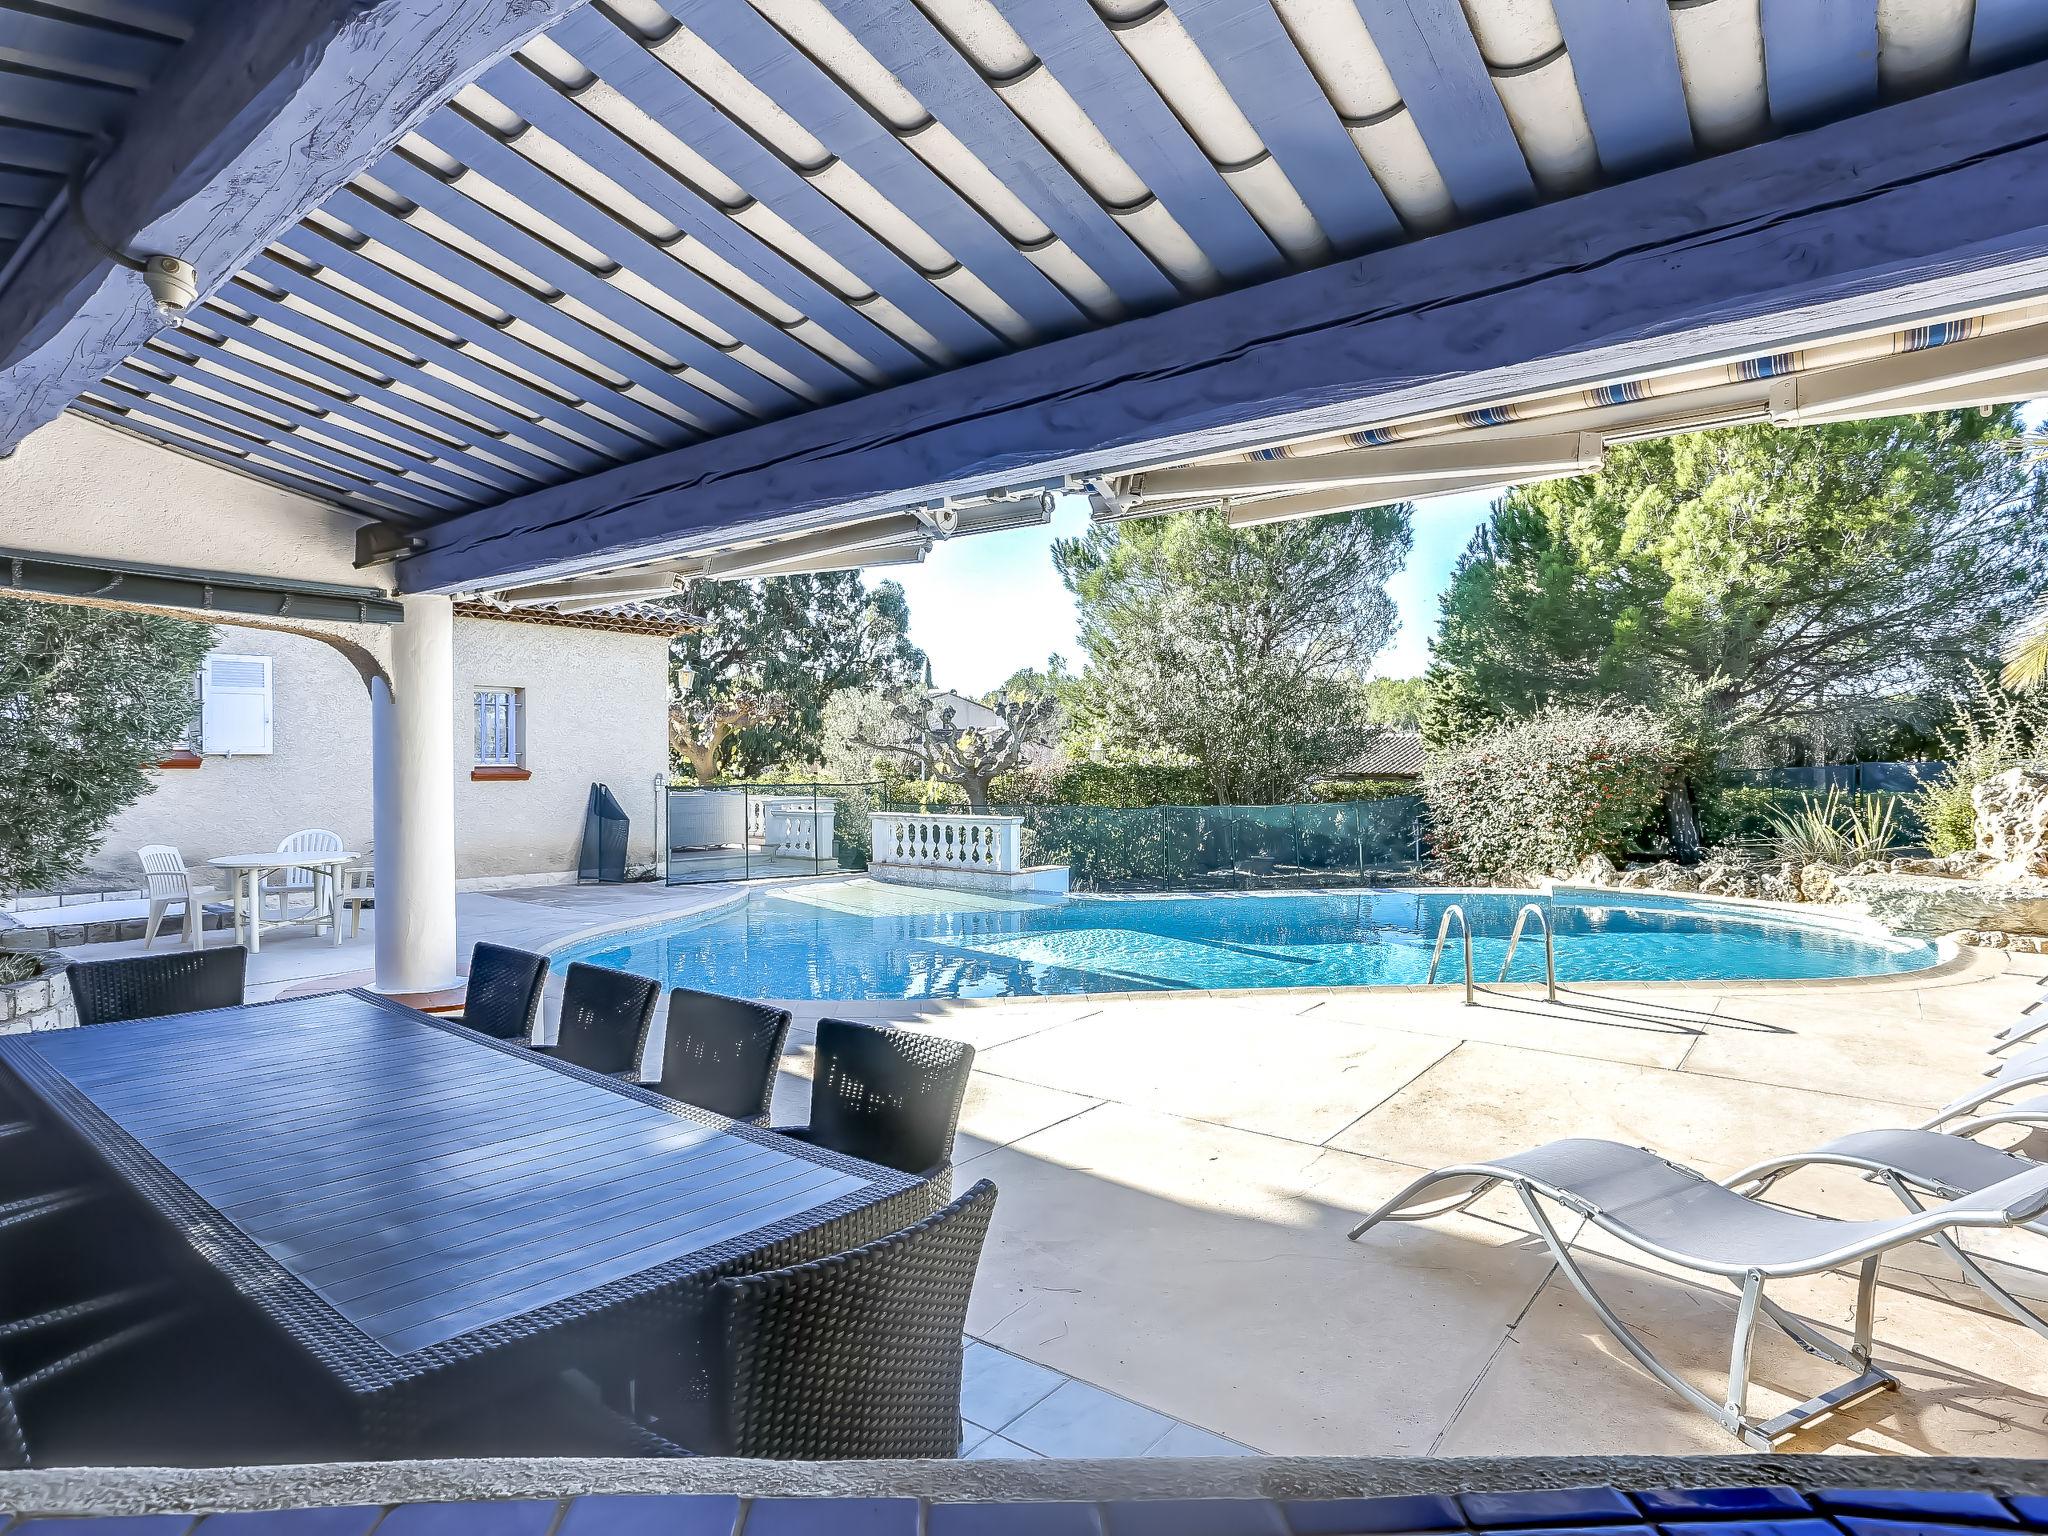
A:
1729 1138 2048 1344
1994 997 2048 1054
1922 1045 2048 1131
1348 1151 2048 1449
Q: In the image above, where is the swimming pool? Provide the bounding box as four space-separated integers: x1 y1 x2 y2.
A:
550 880 1941 1001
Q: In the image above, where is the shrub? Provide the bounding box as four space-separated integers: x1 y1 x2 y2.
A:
1423 704 1678 883
1909 672 2048 855
0 952 41 986
1696 784 1804 845
1 599 213 894
887 761 1222 811
1313 776 1420 802
1037 761 1216 808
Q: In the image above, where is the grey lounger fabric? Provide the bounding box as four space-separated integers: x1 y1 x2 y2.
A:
1349 1135 2048 1449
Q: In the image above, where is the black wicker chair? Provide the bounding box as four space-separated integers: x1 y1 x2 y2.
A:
66 946 246 1027
653 990 792 1124
454 942 549 1043
423 1370 690 1459
643 1179 997 1460
774 1018 975 1179
539 962 661 1078
0 1283 175 1469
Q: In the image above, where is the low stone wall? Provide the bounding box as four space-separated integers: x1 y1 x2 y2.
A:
0 952 75 1034
2 1452 2044 1522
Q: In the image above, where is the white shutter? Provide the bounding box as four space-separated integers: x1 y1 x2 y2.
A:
200 654 273 755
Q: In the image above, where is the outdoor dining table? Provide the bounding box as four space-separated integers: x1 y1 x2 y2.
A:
208 851 360 950
0 989 932 1454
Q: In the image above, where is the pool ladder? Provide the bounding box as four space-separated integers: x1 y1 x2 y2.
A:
1426 901 1558 1006
1425 904 1474 1006
1498 902 1559 1003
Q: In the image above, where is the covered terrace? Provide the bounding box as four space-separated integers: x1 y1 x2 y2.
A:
8 0 2048 1492
6 0 2048 993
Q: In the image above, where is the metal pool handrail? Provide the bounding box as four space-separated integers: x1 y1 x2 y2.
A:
1425 904 1475 1006
1497 902 1558 1002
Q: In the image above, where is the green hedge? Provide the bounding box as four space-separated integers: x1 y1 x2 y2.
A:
1424 705 1678 883
1311 776 1420 802
882 762 1220 810
1016 800 1422 887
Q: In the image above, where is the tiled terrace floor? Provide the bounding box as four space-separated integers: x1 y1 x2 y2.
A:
797 945 2048 1460
60 878 2048 1460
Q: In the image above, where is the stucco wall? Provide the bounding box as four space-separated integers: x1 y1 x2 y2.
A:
451 616 666 883
11 415 667 887
1 414 386 593
92 628 376 881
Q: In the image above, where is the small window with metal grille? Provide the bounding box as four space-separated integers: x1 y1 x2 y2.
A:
473 687 525 768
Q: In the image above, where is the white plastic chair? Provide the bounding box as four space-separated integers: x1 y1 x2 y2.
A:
336 856 374 938
264 828 343 925
137 845 214 950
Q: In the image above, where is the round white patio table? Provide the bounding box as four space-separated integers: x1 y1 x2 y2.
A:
208 851 360 952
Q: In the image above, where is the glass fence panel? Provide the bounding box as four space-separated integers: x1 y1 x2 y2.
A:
667 782 881 885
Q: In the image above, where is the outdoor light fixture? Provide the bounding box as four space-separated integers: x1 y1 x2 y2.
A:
68 168 201 315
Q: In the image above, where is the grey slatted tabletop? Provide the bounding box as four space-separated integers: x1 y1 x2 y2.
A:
0 990 924 1441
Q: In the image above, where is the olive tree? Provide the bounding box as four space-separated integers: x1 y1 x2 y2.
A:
0 598 213 893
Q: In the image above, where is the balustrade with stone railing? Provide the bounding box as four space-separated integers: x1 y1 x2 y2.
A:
870 812 1024 875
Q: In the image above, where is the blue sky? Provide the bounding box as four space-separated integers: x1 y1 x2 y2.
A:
886 487 1496 695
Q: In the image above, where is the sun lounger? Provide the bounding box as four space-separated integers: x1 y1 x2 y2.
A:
1347 1136 2048 1448
1728 1126 2048 1340
1921 1043 2048 1130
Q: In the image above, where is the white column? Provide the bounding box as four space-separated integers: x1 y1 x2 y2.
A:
371 594 458 992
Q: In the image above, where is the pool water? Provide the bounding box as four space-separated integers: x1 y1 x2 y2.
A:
552 880 1940 1001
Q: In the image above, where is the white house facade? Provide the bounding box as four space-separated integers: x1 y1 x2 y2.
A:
95 602 678 890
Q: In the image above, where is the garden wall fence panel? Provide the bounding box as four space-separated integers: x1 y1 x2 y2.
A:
1002 798 1425 892
1726 761 1947 793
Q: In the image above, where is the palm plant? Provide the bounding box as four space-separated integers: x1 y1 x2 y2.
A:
1763 791 1850 866
1764 787 1900 867
2004 432 2048 691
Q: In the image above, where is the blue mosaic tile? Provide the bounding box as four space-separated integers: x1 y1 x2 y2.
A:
1632 1490 1812 1518
374 1502 559 1536
1817 1491 2018 1525
1461 1489 1638 1527
1835 1521 2014 1536
744 1500 919 1536
1282 1495 1464 1533
195 1510 384 1536
12 1522 195 1536
1654 1523 1838 1536
927 1503 1105 1536
1102 1499 1288 1536
558 1496 741 1536
2007 1497 2048 1527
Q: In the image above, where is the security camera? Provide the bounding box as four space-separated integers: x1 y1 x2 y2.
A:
143 255 198 314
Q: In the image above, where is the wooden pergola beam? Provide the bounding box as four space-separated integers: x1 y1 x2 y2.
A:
0 0 586 455
398 58 2048 594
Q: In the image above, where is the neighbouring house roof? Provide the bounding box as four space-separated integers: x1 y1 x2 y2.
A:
453 600 698 639
1334 731 1427 780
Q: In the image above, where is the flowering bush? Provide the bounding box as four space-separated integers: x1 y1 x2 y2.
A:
1423 704 1679 883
